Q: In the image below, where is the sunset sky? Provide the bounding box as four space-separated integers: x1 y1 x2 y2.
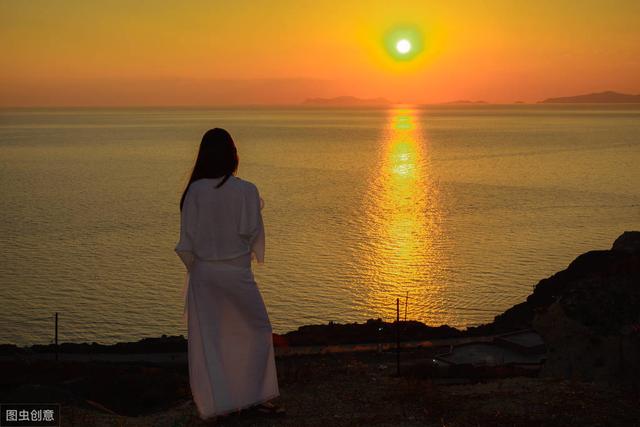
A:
1 0 639 106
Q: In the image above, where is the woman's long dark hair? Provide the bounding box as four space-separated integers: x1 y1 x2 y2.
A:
180 128 239 211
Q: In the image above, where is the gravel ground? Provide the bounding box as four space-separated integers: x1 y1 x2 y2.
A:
32 349 636 426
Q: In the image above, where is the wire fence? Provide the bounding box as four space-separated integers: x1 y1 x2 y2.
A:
372 292 500 327
8 295 501 352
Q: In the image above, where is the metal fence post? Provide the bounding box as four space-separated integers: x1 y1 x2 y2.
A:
55 312 59 361
396 298 400 376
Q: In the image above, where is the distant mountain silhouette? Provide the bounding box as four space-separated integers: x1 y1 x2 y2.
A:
442 100 488 104
302 96 392 106
541 91 640 103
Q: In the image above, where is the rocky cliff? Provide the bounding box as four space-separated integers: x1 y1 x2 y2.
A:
532 232 640 388
470 232 640 336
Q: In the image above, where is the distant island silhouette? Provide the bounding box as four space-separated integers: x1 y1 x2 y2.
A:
302 96 392 106
442 100 488 105
541 91 640 103
300 91 640 106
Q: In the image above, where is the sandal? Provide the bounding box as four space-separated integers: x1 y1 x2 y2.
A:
254 401 286 416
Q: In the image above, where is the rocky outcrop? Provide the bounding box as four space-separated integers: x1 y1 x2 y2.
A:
468 231 640 336
276 319 462 346
532 231 640 389
612 230 640 253
533 302 640 388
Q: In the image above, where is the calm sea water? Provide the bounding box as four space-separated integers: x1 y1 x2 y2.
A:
1 105 639 345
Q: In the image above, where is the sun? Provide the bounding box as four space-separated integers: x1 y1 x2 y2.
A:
383 25 423 61
396 39 411 54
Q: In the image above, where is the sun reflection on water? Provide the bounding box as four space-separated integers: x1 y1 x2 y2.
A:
356 107 449 325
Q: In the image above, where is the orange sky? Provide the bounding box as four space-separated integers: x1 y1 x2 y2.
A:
1 0 639 106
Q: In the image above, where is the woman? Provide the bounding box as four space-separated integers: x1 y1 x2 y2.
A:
175 128 283 421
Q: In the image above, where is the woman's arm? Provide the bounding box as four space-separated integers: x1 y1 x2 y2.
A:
175 186 197 271
239 183 265 264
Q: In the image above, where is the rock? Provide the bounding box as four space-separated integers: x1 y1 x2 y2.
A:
534 302 640 388
532 231 640 389
612 231 640 253
279 319 463 346
472 231 640 338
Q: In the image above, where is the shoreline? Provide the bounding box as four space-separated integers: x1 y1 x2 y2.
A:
0 320 484 357
3 231 638 357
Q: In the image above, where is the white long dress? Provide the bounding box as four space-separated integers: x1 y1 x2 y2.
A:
175 175 279 420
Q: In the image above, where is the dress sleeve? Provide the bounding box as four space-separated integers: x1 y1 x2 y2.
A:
175 186 197 271
239 183 265 264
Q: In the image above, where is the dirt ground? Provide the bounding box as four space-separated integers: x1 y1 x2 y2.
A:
13 349 633 426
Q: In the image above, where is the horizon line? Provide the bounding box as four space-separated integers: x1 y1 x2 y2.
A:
3 102 640 109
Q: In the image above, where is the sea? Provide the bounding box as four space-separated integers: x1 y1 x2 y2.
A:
1 105 639 346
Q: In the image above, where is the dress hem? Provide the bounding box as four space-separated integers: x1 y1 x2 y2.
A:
198 391 281 421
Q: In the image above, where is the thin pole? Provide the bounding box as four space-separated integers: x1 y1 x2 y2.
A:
55 312 59 362
396 298 400 376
